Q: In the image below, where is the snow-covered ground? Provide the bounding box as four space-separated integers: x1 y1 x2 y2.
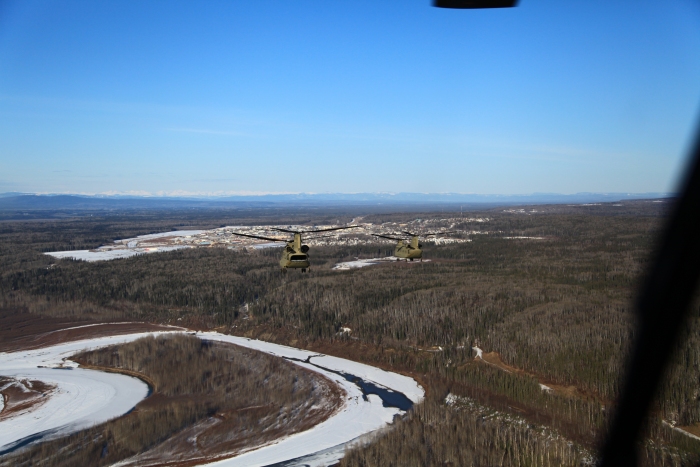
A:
333 257 433 270
0 333 156 452
198 332 423 404
333 257 400 270
662 420 700 442
46 246 189 262
125 230 204 241
193 332 423 467
45 221 478 263
45 230 204 262
250 242 284 250
0 331 423 466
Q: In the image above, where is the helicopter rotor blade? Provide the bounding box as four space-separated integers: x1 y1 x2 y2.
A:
304 234 337 240
229 232 288 242
373 234 403 241
402 231 419 237
272 225 360 234
301 225 361 234
271 227 299 234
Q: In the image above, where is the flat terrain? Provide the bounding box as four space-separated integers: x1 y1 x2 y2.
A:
2 200 700 466
0 309 179 352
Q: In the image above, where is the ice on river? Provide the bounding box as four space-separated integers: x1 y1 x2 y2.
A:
192 332 424 467
0 333 159 452
0 331 424 466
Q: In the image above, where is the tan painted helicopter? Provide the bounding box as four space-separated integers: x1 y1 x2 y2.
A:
230 226 358 272
372 231 454 262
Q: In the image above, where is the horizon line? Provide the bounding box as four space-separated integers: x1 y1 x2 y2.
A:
0 191 676 199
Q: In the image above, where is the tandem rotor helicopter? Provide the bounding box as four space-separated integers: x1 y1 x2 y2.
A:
230 226 358 272
372 231 453 262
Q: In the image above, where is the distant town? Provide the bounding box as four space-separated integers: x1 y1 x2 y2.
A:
47 217 488 262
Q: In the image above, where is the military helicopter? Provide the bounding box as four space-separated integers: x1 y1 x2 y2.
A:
372 231 454 261
230 226 358 272
372 233 423 261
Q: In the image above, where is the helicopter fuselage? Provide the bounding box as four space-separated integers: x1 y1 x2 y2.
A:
395 237 423 260
230 226 357 272
280 233 310 269
280 245 310 269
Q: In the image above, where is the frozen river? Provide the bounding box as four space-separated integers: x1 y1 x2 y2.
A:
0 331 423 466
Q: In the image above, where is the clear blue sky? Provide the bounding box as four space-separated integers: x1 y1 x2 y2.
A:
1 0 700 196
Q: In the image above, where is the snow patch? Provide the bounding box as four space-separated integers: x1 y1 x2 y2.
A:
662 420 700 442
333 257 399 270
126 230 204 241
46 246 189 262
250 242 284 250
43 322 151 334
444 393 460 406
333 257 431 270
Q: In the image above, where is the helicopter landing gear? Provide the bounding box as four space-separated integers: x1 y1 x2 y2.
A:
410 258 414 261
301 268 306 273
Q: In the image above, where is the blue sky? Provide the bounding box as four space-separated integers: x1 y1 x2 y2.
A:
1 0 700 196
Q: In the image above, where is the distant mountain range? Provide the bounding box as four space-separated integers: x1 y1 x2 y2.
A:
0 192 673 211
